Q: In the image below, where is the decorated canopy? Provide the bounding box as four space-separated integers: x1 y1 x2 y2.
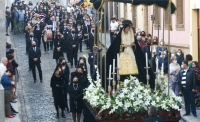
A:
80 0 176 14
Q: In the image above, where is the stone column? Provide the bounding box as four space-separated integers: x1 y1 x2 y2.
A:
0 85 5 122
119 3 124 18
143 6 148 33
124 3 127 19
190 9 198 61
107 2 111 28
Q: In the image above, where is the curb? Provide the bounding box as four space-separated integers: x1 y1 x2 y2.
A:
10 33 23 122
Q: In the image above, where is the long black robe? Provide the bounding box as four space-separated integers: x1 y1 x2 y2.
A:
68 83 84 113
53 37 64 59
50 74 66 109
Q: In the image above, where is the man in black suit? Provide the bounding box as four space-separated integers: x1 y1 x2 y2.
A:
76 10 83 25
56 9 62 22
89 27 95 52
26 32 38 71
29 41 43 83
72 16 77 28
63 23 71 62
67 28 79 68
60 21 70 35
48 16 57 50
26 32 38 53
34 17 44 48
82 20 91 49
76 24 83 52
88 50 94 75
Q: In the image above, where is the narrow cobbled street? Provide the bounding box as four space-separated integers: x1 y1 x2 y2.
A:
11 32 87 122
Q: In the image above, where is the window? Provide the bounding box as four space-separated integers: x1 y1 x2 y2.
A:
154 6 161 30
176 0 184 30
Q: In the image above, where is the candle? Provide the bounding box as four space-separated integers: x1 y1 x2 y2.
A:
113 59 115 73
109 65 112 78
156 59 158 72
117 53 119 68
150 46 151 52
145 53 148 67
162 63 164 76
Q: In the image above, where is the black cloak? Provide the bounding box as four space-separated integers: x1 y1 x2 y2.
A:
102 28 155 89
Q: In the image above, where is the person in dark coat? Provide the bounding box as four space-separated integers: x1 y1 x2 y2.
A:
50 63 66 118
76 24 83 52
28 41 43 83
68 72 84 122
48 16 57 50
26 32 38 55
178 60 197 117
63 24 71 62
76 57 88 75
144 105 163 122
88 50 94 75
59 57 70 113
67 28 79 68
53 31 64 64
76 10 83 25
82 20 91 49
76 67 88 89
88 27 95 52
8 49 18 76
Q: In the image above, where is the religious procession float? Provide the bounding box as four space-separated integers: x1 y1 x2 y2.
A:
84 70 182 122
79 0 182 121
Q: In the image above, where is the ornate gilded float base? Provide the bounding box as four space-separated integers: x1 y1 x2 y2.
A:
119 53 138 75
86 102 181 122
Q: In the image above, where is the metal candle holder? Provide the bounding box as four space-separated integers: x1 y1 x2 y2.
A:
107 78 113 97
116 67 120 91
159 75 165 91
154 71 159 91
144 67 150 85
112 72 117 95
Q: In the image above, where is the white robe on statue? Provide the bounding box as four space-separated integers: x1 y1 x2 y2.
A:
119 28 138 75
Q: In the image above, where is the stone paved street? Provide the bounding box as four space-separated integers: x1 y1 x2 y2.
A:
11 32 89 122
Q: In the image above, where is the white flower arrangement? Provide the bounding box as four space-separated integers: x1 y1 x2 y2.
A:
84 69 182 115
